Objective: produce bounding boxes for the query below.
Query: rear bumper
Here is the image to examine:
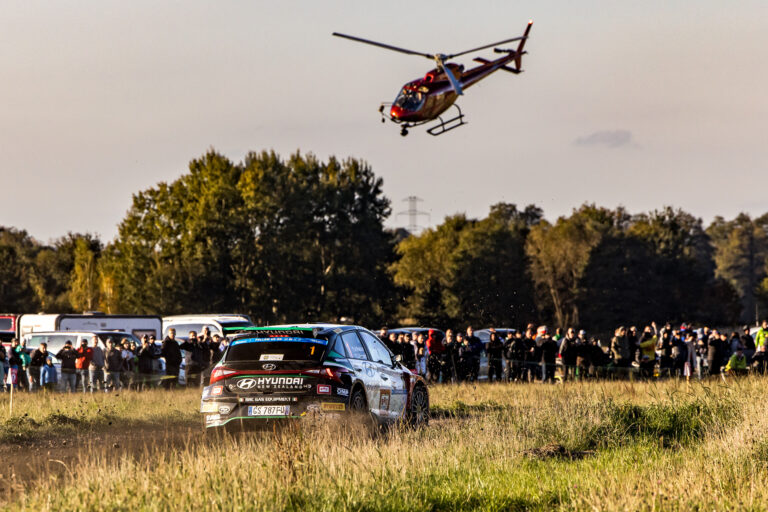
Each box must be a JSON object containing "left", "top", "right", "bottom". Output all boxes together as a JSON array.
[{"left": 200, "top": 395, "right": 349, "bottom": 428}]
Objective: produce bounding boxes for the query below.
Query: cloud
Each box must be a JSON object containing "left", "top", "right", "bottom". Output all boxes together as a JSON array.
[{"left": 575, "top": 130, "right": 634, "bottom": 148}]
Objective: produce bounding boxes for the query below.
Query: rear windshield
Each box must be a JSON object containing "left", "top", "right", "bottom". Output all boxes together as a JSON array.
[{"left": 225, "top": 336, "right": 327, "bottom": 362}]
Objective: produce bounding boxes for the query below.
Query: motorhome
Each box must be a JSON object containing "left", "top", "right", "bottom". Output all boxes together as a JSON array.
[{"left": 17, "top": 313, "right": 162, "bottom": 339}]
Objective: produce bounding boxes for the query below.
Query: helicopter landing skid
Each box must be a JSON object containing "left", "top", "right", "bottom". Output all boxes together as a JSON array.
[{"left": 426, "top": 104, "right": 467, "bottom": 136}]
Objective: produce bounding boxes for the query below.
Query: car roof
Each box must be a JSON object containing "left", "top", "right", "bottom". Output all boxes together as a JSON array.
[{"left": 163, "top": 314, "right": 251, "bottom": 322}]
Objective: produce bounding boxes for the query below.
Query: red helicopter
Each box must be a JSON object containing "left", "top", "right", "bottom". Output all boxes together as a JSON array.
[{"left": 333, "top": 20, "right": 532, "bottom": 136}]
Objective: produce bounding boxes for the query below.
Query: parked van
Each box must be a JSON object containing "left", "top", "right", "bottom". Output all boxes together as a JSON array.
[
  {"left": 18, "top": 313, "right": 162, "bottom": 339},
  {"left": 0, "top": 314, "right": 16, "bottom": 342},
  {"left": 161, "top": 314, "right": 254, "bottom": 340}
]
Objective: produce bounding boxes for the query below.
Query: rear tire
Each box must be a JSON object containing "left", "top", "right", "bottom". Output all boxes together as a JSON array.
[{"left": 408, "top": 385, "right": 429, "bottom": 428}]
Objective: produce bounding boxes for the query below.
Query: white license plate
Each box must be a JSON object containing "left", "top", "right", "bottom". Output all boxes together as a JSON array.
[{"left": 247, "top": 405, "right": 290, "bottom": 416}]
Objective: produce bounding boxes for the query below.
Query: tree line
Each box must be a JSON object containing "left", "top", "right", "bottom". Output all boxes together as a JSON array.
[{"left": 1, "top": 148, "right": 767, "bottom": 330}]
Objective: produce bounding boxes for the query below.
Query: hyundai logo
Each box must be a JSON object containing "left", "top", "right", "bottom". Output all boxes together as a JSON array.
[
  {"left": 236, "top": 378, "right": 257, "bottom": 390},
  {"left": 262, "top": 363, "right": 277, "bottom": 371}
]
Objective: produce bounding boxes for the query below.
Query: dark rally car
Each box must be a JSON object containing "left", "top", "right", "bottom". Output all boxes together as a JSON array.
[{"left": 200, "top": 324, "right": 429, "bottom": 429}]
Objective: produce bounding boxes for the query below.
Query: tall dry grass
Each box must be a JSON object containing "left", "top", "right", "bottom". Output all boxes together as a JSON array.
[{"left": 4, "top": 378, "right": 768, "bottom": 511}]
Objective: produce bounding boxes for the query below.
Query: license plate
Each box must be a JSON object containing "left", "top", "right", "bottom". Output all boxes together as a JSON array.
[{"left": 247, "top": 405, "right": 290, "bottom": 416}]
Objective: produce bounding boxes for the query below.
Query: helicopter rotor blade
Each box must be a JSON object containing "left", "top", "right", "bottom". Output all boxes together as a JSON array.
[
  {"left": 445, "top": 35, "right": 526, "bottom": 59},
  {"left": 332, "top": 32, "right": 433, "bottom": 59}
]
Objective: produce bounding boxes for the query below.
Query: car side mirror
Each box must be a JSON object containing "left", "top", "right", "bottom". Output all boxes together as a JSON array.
[{"left": 395, "top": 354, "right": 402, "bottom": 362}]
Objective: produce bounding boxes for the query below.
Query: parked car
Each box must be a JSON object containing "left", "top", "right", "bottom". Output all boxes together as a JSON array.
[{"left": 162, "top": 314, "right": 254, "bottom": 340}]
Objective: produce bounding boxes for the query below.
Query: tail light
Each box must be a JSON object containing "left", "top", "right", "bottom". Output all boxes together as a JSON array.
[
  {"left": 303, "top": 367, "right": 349, "bottom": 384},
  {"left": 209, "top": 366, "right": 239, "bottom": 384}
]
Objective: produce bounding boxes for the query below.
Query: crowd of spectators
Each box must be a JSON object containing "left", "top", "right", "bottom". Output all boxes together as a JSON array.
[
  {"left": 379, "top": 319, "right": 768, "bottom": 383},
  {"left": 0, "top": 327, "right": 228, "bottom": 392}
]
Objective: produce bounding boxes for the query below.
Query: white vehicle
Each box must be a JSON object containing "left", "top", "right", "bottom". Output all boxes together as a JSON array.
[
  {"left": 162, "top": 314, "right": 254, "bottom": 340},
  {"left": 18, "top": 313, "right": 162, "bottom": 340}
]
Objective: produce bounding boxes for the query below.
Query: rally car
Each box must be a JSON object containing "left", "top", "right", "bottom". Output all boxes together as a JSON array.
[{"left": 200, "top": 324, "right": 429, "bottom": 429}]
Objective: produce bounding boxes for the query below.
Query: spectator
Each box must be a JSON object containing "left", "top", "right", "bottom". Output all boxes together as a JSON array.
[
  {"left": 637, "top": 327, "right": 657, "bottom": 379},
  {"left": 657, "top": 330, "right": 674, "bottom": 376},
  {"left": 398, "top": 333, "right": 418, "bottom": 372},
  {"left": 120, "top": 339, "right": 136, "bottom": 389},
  {"left": 0, "top": 343, "right": 6, "bottom": 391},
  {"left": 40, "top": 356, "right": 58, "bottom": 391},
  {"left": 610, "top": 326, "right": 631, "bottom": 368},
  {"left": 180, "top": 331, "right": 208, "bottom": 387},
  {"left": 104, "top": 339, "right": 124, "bottom": 391},
  {"left": 29, "top": 342, "right": 49, "bottom": 391},
  {"left": 442, "top": 330, "right": 459, "bottom": 383},
  {"left": 426, "top": 329, "right": 446, "bottom": 383},
  {"left": 16, "top": 339, "right": 31, "bottom": 391},
  {"left": 708, "top": 331, "right": 727, "bottom": 376},
  {"left": 536, "top": 326, "right": 558, "bottom": 383},
  {"left": 575, "top": 330, "right": 590, "bottom": 379},
  {"left": 485, "top": 331, "right": 504, "bottom": 382},
  {"left": 740, "top": 326, "right": 756, "bottom": 363},
  {"left": 725, "top": 347, "right": 748, "bottom": 375},
  {"left": 7, "top": 339, "right": 23, "bottom": 390},
  {"left": 456, "top": 333, "right": 470, "bottom": 381},
  {"left": 56, "top": 340, "right": 79, "bottom": 393},
  {"left": 160, "top": 328, "right": 183, "bottom": 388},
  {"left": 504, "top": 331, "right": 524, "bottom": 382},
  {"left": 89, "top": 336, "right": 106, "bottom": 392},
  {"left": 138, "top": 336, "right": 157, "bottom": 389},
  {"left": 414, "top": 333, "right": 428, "bottom": 377},
  {"left": 558, "top": 328, "right": 578, "bottom": 382},
  {"left": 465, "top": 326, "right": 484, "bottom": 382},
  {"left": 75, "top": 339, "right": 93, "bottom": 392}
]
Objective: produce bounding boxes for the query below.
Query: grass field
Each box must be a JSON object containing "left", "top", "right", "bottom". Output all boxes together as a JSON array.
[{"left": 1, "top": 378, "right": 766, "bottom": 511}]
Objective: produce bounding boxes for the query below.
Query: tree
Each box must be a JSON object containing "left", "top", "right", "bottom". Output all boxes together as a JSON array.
[
  {"left": 69, "top": 237, "right": 100, "bottom": 312},
  {"left": 707, "top": 213, "right": 768, "bottom": 324},
  {"left": 107, "top": 149, "right": 396, "bottom": 324},
  {"left": 392, "top": 203, "right": 539, "bottom": 327},
  {"left": 525, "top": 205, "right": 626, "bottom": 328}
]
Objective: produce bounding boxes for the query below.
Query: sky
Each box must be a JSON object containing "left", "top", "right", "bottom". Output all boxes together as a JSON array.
[{"left": 1, "top": 1, "right": 766, "bottom": 243}]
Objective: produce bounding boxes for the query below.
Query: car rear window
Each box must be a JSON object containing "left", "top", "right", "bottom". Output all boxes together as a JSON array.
[
  {"left": 225, "top": 336, "right": 327, "bottom": 362},
  {"left": 0, "top": 318, "right": 13, "bottom": 331}
]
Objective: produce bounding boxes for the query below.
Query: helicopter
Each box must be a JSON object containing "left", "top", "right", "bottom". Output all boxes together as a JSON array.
[{"left": 333, "top": 20, "right": 532, "bottom": 136}]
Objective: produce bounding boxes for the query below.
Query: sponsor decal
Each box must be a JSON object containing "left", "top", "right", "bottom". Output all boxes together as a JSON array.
[
  {"left": 235, "top": 376, "right": 309, "bottom": 391},
  {"left": 306, "top": 403, "right": 321, "bottom": 412},
  {"left": 321, "top": 402, "right": 345, "bottom": 412},
  {"left": 379, "top": 389, "right": 391, "bottom": 411},
  {"left": 211, "top": 385, "right": 223, "bottom": 396},
  {"left": 259, "top": 354, "right": 283, "bottom": 361},
  {"left": 261, "top": 363, "right": 277, "bottom": 371},
  {"left": 201, "top": 387, "right": 211, "bottom": 398},
  {"left": 200, "top": 402, "right": 218, "bottom": 413},
  {"left": 391, "top": 389, "right": 408, "bottom": 395},
  {"left": 336, "top": 387, "right": 349, "bottom": 397},
  {"left": 241, "top": 396, "right": 298, "bottom": 403},
  {"left": 205, "top": 413, "right": 221, "bottom": 424},
  {"left": 317, "top": 384, "right": 331, "bottom": 395},
  {"left": 218, "top": 405, "right": 233, "bottom": 415}
]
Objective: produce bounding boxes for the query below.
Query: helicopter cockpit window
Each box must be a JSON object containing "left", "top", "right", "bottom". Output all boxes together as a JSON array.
[{"left": 394, "top": 88, "right": 424, "bottom": 111}]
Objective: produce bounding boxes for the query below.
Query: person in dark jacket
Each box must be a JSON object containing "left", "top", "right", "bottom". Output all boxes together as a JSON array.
[
  {"left": 707, "top": 331, "right": 727, "bottom": 376},
  {"left": 29, "top": 342, "right": 49, "bottom": 392},
  {"left": 426, "top": 329, "right": 446, "bottom": 383},
  {"left": 180, "top": 331, "right": 210, "bottom": 387},
  {"left": 104, "top": 339, "right": 124, "bottom": 391},
  {"left": 503, "top": 331, "right": 524, "bottom": 382},
  {"left": 558, "top": 328, "right": 578, "bottom": 382},
  {"left": 465, "top": 326, "right": 484, "bottom": 382},
  {"left": 138, "top": 336, "right": 158, "bottom": 389},
  {"left": 160, "top": 328, "right": 183, "bottom": 388},
  {"left": 55, "top": 340, "right": 79, "bottom": 392},
  {"left": 657, "top": 331, "right": 674, "bottom": 375},
  {"left": 486, "top": 331, "right": 504, "bottom": 382},
  {"left": 536, "top": 326, "right": 558, "bottom": 383},
  {"left": 7, "top": 339, "right": 24, "bottom": 390}
]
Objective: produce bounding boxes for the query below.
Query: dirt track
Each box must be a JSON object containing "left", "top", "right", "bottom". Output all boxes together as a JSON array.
[{"left": 0, "top": 421, "right": 203, "bottom": 502}]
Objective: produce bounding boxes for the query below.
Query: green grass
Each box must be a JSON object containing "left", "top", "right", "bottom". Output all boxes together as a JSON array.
[{"left": 2, "top": 379, "right": 767, "bottom": 511}]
